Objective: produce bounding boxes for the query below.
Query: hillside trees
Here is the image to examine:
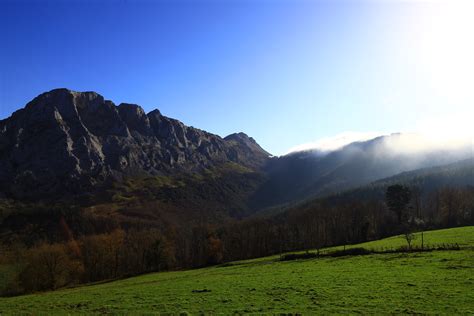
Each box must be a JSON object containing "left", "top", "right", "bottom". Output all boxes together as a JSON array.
[
  {"left": 385, "top": 184, "right": 412, "bottom": 224},
  {"left": 5, "top": 228, "right": 177, "bottom": 294},
  {"left": 18, "top": 242, "right": 83, "bottom": 292},
  {"left": 121, "top": 229, "right": 175, "bottom": 274},
  {"left": 81, "top": 230, "right": 125, "bottom": 281},
  {"left": 2, "top": 184, "right": 473, "bottom": 296}
]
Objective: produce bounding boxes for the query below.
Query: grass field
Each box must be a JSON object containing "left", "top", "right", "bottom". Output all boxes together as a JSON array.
[{"left": 0, "top": 226, "right": 473, "bottom": 314}]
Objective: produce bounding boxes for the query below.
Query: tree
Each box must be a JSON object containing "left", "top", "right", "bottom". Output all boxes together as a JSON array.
[
  {"left": 385, "top": 184, "right": 412, "bottom": 223},
  {"left": 80, "top": 230, "right": 124, "bottom": 281},
  {"left": 143, "top": 233, "right": 175, "bottom": 272},
  {"left": 121, "top": 229, "right": 175, "bottom": 274},
  {"left": 439, "top": 188, "right": 461, "bottom": 227},
  {"left": 18, "top": 242, "right": 82, "bottom": 292},
  {"left": 404, "top": 232, "right": 416, "bottom": 251},
  {"left": 207, "top": 235, "right": 223, "bottom": 265},
  {"left": 385, "top": 184, "right": 421, "bottom": 250}
]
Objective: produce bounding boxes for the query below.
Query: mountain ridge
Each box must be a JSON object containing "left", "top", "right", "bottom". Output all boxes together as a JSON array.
[
  {"left": 1, "top": 89, "right": 472, "bottom": 255},
  {"left": 0, "top": 89, "right": 270, "bottom": 199},
  {"left": 1, "top": 88, "right": 471, "bottom": 210},
  {"left": 250, "top": 133, "right": 472, "bottom": 210}
]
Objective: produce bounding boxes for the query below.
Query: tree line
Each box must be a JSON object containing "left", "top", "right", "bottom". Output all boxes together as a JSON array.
[{"left": 2, "top": 229, "right": 175, "bottom": 294}]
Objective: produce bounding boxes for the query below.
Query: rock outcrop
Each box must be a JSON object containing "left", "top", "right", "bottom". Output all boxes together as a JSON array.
[{"left": 0, "top": 89, "right": 270, "bottom": 198}]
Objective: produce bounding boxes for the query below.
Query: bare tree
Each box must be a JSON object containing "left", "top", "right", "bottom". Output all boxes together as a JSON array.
[{"left": 404, "top": 231, "right": 416, "bottom": 251}]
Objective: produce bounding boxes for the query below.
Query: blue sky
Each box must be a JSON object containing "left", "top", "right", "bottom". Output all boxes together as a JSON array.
[{"left": 1, "top": 0, "right": 472, "bottom": 155}]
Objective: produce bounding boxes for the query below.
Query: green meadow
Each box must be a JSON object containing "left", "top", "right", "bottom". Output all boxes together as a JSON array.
[{"left": 1, "top": 226, "right": 473, "bottom": 315}]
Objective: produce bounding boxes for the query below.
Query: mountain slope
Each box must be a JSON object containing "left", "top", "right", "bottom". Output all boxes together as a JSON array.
[
  {"left": 0, "top": 88, "right": 471, "bottom": 219},
  {"left": 0, "top": 89, "right": 269, "bottom": 199},
  {"left": 320, "top": 157, "right": 474, "bottom": 204},
  {"left": 250, "top": 134, "right": 472, "bottom": 210}
]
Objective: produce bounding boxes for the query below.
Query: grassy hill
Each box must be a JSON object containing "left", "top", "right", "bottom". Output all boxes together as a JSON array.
[{"left": 0, "top": 226, "right": 473, "bottom": 314}]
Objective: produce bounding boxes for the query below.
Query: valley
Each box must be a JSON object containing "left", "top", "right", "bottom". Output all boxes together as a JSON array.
[
  {"left": 0, "top": 90, "right": 472, "bottom": 312},
  {"left": 1, "top": 227, "right": 472, "bottom": 314},
  {"left": 2, "top": 1, "right": 473, "bottom": 314}
]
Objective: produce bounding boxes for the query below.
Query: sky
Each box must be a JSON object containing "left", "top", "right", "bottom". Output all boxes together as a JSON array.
[{"left": 1, "top": 0, "right": 473, "bottom": 156}]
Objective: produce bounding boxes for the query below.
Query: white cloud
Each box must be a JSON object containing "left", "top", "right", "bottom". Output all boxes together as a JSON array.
[
  {"left": 285, "top": 112, "right": 473, "bottom": 157},
  {"left": 285, "top": 131, "right": 383, "bottom": 155}
]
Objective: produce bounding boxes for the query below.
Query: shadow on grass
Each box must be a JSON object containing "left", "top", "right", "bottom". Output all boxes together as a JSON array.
[{"left": 281, "top": 243, "right": 461, "bottom": 261}]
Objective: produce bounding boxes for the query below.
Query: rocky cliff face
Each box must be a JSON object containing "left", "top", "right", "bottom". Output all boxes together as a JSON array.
[{"left": 0, "top": 89, "right": 270, "bottom": 198}]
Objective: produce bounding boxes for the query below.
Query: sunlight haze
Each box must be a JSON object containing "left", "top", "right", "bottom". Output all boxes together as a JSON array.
[{"left": 0, "top": 0, "right": 472, "bottom": 155}]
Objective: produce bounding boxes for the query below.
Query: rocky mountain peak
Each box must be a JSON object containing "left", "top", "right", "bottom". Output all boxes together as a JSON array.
[
  {"left": 225, "top": 132, "right": 253, "bottom": 142},
  {"left": 117, "top": 103, "right": 151, "bottom": 135},
  {"left": 225, "top": 132, "right": 270, "bottom": 158},
  {"left": 27, "top": 88, "right": 104, "bottom": 111},
  {"left": 0, "top": 89, "right": 270, "bottom": 199}
]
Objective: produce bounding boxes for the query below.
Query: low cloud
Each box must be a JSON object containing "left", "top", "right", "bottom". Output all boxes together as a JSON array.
[
  {"left": 285, "top": 131, "right": 383, "bottom": 155},
  {"left": 285, "top": 114, "right": 473, "bottom": 157}
]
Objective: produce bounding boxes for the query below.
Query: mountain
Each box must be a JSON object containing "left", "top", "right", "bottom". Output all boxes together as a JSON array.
[
  {"left": 1, "top": 88, "right": 473, "bottom": 274},
  {"left": 0, "top": 88, "right": 471, "bottom": 216},
  {"left": 250, "top": 134, "right": 472, "bottom": 210},
  {"left": 0, "top": 89, "right": 270, "bottom": 200},
  {"left": 258, "top": 157, "right": 474, "bottom": 230},
  {"left": 318, "top": 157, "right": 474, "bottom": 206}
]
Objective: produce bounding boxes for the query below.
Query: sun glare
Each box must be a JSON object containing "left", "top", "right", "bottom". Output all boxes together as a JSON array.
[{"left": 413, "top": 0, "right": 474, "bottom": 107}]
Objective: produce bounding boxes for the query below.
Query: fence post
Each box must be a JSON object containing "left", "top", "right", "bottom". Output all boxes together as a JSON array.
[{"left": 421, "top": 231, "right": 424, "bottom": 251}]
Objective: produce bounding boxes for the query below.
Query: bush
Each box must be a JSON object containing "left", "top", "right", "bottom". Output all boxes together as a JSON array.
[
  {"left": 329, "top": 247, "right": 372, "bottom": 257},
  {"left": 281, "top": 252, "right": 318, "bottom": 261}
]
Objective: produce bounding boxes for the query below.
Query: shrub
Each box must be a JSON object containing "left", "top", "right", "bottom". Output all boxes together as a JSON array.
[
  {"left": 329, "top": 247, "right": 372, "bottom": 257},
  {"left": 281, "top": 252, "right": 318, "bottom": 261}
]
